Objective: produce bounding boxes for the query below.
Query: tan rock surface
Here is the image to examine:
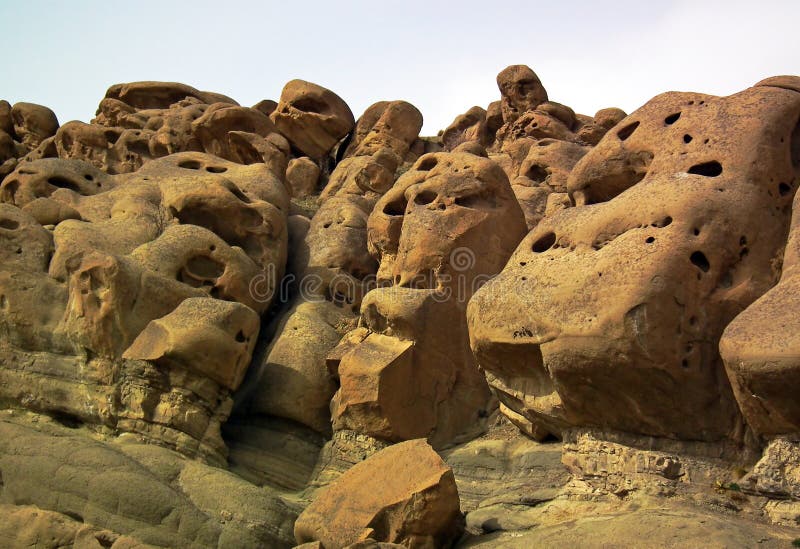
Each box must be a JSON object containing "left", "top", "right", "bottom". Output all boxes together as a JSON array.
[
  {"left": 271, "top": 79, "right": 355, "bottom": 160},
  {"left": 469, "top": 79, "right": 800, "bottom": 441}
]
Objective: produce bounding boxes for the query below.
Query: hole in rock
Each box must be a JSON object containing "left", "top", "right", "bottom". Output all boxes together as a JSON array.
[
  {"left": 739, "top": 236, "right": 747, "bottom": 246},
  {"left": 532, "top": 232, "right": 556, "bottom": 253},
  {"left": 383, "top": 198, "right": 406, "bottom": 216},
  {"left": 103, "top": 130, "right": 120, "bottom": 145},
  {"left": 206, "top": 166, "right": 227, "bottom": 173},
  {"left": 185, "top": 255, "right": 225, "bottom": 280},
  {"left": 178, "top": 159, "right": 202, "bottom": 170},
  {"left": 664, "top": 112, "right": 681, "bottom": 125},
  {"left": 47, "top": 176, "right": 82, "bottom": 193},
  {"left": 323, "top": 222, "right": 332, "bottom": 229},
  {"left": 414, "top": 190, "right": 437, "bottom": 205},
  {"left": 687, "top": 161, "right": 722, "bottom": 177},
  {"left": 681, "top": 359, "right": 689, "bottom": 368},
  {"left": 417, "top": 156, "right": 438, "bottom": 171},
  {"left": 292, "top": 97, "right": 328, "bottom": 114},
  {"left": 0, "top": 218, "right": 19, "bottom": 230},
  {"left": 63, "top": 511, "right": 84, "bottom": 523},
  {"left": 527, "top": 165, "right": 549, "bottom": 183},
  {"left": 235, "top": 330, "right": 246, "bottom": 342},
  {"left": 50, "top": 411, "right": 82, "bottom": 429},
  {"left": 84, "top": 174, "right": 93, "bottom": 181},
  {"left": 683, "top": 134, "right": 693, "bottom": 143},
  {"left": 653, "top": 216, "right": 673, "bottom": 228},
  {"left": 645, "top": 236, "right": 655, "bottom": 244},
  {"left": 693, "top": 228, "right": 700, "bottom": 236},
  {"left": 227, "top": 185, "right": 251, "bottom": 204},
  {"left": 617, "top": 121, "right": 640, "bottom": 141},
  {"left": 779, "top": 182, "right": 791, "bottom": 196},
  {"left": 1, "top": 180, "right": 19, "bottom": 202},
  {"left": 690, "top": 251, "right": 710, "bottom": 272},
  {"left": 456, "top": 192, "right": 495, "bottom": 209},
  {"left": 791, "top": 118, "right": 800, "bottom": 168}
]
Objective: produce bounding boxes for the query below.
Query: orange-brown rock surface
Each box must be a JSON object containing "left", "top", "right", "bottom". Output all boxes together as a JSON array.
[
  {"left": 294, "top": 439, "right": 463, "bottom": 548},
  {"left": 468, "top": 77, "right": 800, "bottom": 442},
  {"left": 2, "top": 70, "right": 800, "bottom": 549}
]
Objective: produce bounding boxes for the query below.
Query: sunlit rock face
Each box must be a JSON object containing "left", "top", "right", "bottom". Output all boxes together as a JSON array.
[
  {"left": 0, "top": 150, "right": 290, "bottom": 464},
  {"left": 329, "top": 151, "right": 528, "bottom": 448},
  {"left": 468, "top": 77, "right": 800, "bottom": 442}
]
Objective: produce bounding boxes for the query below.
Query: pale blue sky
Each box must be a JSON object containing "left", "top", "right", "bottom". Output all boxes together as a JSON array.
[{"left": 1, "top": 0, "right": 799, "bottom": 134}]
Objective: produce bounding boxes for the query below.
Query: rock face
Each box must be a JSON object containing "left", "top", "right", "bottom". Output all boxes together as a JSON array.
[
  {"left": 328, "top": 151, "right": 527, "bottom": 448},
  {"left": 294, "top": 439, "right": 464, "bottom": 548},
  {"left": 468, "top": 78, "right": 800, "bottom": 442},
  {"left": 4, "top": 71, "right": 800, "bottom": 549},
  {"left": 720, "top": 155, "right": 800, "bottom": 437},
  {"left": 0, "top": 150, "right": 289, "bottom": 464}
]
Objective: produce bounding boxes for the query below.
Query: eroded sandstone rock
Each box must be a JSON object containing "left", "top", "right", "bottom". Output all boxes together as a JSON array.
[
  {"left": 468, "top": 78, "right": 800, "bottom": 442},
  {"left": 294, "top": 439, "right": 464, "bottom": 548},
  {"left": 271, "top": 79, "right": 355, "bottom": 160}
]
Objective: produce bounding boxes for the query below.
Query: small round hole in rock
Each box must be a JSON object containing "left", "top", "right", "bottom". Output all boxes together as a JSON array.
[
  {"left": 664, "top": 112, "right": 681, "bottom": 125},
  {"left": 414, "top": 190, "right": 437, "bottom": 205},
  {"left": 693, "top": 228, "right": 700, "bottom": 236},
  {"left": 383, "top": 199, "right": 406, "bottom": 216},
  {"left": 687, "top": 161, "right": 722, "bottom": 177},
  {"left": 779, "top": 182, "right": 791, "bottom": 196},
  {"left": 206, "top": 166, "right": 227, "bottom": 174},
  {"left": 617, "top": 121, "right": 640, "bottom": 141},
  {"left": 417, "top": 157, "right": 438, "bottom": 171},
  {"left": 178, "top": 160, "right": 202, "bottom": 170},
  {"left": 235, "top": 330, "right": 246, "bottom": 343},
  {"left": 532, "top": 232, "right": 556, "bottom": 253},
  {"left": 645, "top": 236, "right": 655, "bottom": 244},
  {"left": 690, "top": 251, "right": 710, "bottom": 272},
  {"left": 683, "top": 134, "right": 693, "bottom": 143}
]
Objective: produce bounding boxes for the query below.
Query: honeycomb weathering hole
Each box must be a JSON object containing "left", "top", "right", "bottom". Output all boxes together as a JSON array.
[
  {"left": 687, "top": 161, "right": 723, "bottom": 177},
  {"left": 178, "top": 159, "right": 202, "bottom": 170},
  {"left": 417, "top": 157, "right": 438, "bottom": 171},
  {"left": 47, "top": 176, "right": 82, "bottom": 193},
  {"left": 532, "top": 232, "right": 556, "bottom": 253},
  {"left": 617, "top": 121, "right": 640, "bottom": 141},
  {"left": 292, "top": 97, "right": 328, "bottom": 115},
  {"left": 206, "top": 166, "right": 227, "bottom": 174},
  {"left": 383, "top": 198, "right": 406, "bottom": 216},
  {"left": 527, "top": 165, "right": 549, "bottom": 183},
  {"left": 690, "top": 251, "right": 710, "bottom": 272},
  {"left": 414, "top": 190, "right": 437, "bottom": 206},
  {"left": 664, "top": 112, "right": 681, "bottom": 125},
  {"left": 791, "top": 119, "right": 800, "bottom": 168},
  {"left": 0, "top": 219, "right": 19, "bottom": 230}
]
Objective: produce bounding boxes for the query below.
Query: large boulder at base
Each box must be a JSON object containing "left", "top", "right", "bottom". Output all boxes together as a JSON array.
[{"left": 294, "top": 439, "right": 464, "bottom": 548}]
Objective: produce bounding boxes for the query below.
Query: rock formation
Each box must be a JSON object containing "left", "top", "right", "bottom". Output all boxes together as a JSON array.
[{"left": 1, "top": 68, "right": 800, "bottom": 548}]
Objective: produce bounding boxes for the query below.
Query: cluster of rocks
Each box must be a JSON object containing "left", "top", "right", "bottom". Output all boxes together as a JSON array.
[{"left": 1, "top": 66, "right": 800, "bottom": 548}]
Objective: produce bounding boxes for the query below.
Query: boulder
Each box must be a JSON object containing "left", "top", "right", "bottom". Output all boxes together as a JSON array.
[
  {"left": 496, "top": 65, "right": 548, "bottom": 124},
  {"left": 294, "top": 439, "right": 464, "bottom": 548},
  {"left": 11, "top": 102, "right": 59, "bottom": 150},
  {"left": 271, "top": 79, "right": 355, "bottom": 160},
  {"left": 286, "top": 156, "right": 321, "bottom": 198}
]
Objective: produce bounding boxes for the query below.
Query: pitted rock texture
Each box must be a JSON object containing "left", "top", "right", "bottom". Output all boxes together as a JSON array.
[
  {"left": 468, "top": 79, "right": 800, "bottom": 442},
  {"left": 3, "top": 70, "right": 800, "bottom": 548}
]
